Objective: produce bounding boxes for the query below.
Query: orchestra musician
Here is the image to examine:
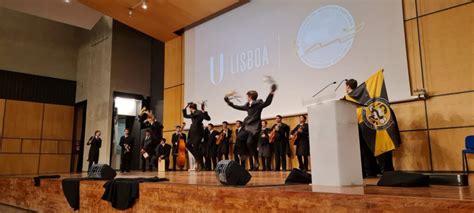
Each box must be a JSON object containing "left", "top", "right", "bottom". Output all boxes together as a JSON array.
[
  {"left": 291, "top": 115, "right": 310, "bottom": 171},
  {"left": 224, "top": 83, "right": 277, "bottom": 171},
  {"left": 258, "top": 120, "right": 272, "bottom": 171},
  {"left": 156, "top": 138, "right": 171, "bottom": 171},
  {"left": 217, "top": 121, "right": 232, "bottom": 161},
  {"left": 271, "top": 115, "right": 291, "bottom": 171},
  {"left": 182, "top": 102, "right": 211, "bottom": 171},
  {"left": 171, "top": 125, "right": 187, "bottom": 171},
  {"left": 119, "top": 128, "right": 135, "bottom": 173},
  {"left": 140, "top": 130, "right": 154, "bottom": 172},
  {"left": 206, "top": 123, "right": 219, "bottom": 170}
]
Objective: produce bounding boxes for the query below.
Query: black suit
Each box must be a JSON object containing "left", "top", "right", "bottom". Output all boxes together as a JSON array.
[
  {"left": 292, "top": 123, "right": 310, "bottom": 171},
  {"left": 217, "top": 128, "right": 232, "bottom": 160},
  {"left": 119, "top": 135, "right": 135, "bottom": 172},
  {"left": 225, "top": 93, "right": 274, "bottom": 169},
  {"left": 183, "top": 109, "right": 211, "bottom": 167},
  {"left": 141, "top": 136, "right": 154, "bottom": 171},
  {"left": 234, "top": 127, "right": 249, "bottom": 166},
  {"left": 272, "top": 123, "right": 290, "bottom": 171},
  {"left": 171, "top": 132, "right": 186, "bottom": 171},
  {"left": 157, "top": 143, "right": 171, "bottom": 171},
  {"left": 205, "top": 130, "right": 219, "bottom": 170}
]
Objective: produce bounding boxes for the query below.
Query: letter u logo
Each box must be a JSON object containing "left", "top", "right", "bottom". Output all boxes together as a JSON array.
[{"left": 209, "top": 54, "right": 224, "bottom": 85}]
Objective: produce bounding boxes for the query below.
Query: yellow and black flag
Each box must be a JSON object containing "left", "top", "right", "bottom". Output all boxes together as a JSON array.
[{"left": 344, "top": 69, "right": 401, "bottom": 156}]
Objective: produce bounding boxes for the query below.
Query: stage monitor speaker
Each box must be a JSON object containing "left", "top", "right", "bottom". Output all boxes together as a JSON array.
[
  {"left": 88, "top": 164, "right": 116, "bottom": 180},
  {"left": 215, "top": 160, "right": 251, "bottom": 186},
  {"left": 377, "top": 171, "right": 429, "bottom": 187},
  {"left": 285, "top": 168, "right": 312, "bottom": 184}
]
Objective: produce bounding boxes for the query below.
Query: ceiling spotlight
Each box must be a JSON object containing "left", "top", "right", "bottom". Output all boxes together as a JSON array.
[
  {"left": 128, "top": 9, "right": 133, "bottom": 17},
  {"left": 141, "top": 1, "right": 148, "bottom": 10},
  {"left": 63, "top": 0, "right": 72, "bottom": 4}
]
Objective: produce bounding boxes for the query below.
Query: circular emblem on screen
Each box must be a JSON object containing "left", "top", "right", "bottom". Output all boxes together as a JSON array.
[
  {"left": 296, "top": 5, "right": 357, "bottom": 69},
  {"left": 362, "top": 98, "right": 393, "bottom": 130}
]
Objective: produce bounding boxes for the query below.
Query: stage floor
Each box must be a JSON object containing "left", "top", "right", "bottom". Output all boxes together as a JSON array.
[
  {"left": 2, "top": 171, "right": 474, "bottom": 212},
  {"left": 7, "top": 170, "right": 474, "bottom": 201}
]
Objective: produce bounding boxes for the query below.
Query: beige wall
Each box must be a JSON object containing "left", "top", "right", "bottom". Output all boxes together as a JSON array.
[
  {"left": 0, "top": 7, "right": 82, "bottom": 81},
  {"left": 163, "top": 1, "right": 474, "bottom": 172}
]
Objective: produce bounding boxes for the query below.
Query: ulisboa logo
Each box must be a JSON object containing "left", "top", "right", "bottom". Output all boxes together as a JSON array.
[{"left": 209, "top": 46, "right": 270, "bottom": 85}]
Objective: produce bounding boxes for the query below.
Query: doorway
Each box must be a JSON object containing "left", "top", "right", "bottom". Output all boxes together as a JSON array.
[
  {"left": 71, "top": 100, "right": 87, "bottom": 173},
  {"left": 110, "top": 92, "right": 148, "bottom": 171}
]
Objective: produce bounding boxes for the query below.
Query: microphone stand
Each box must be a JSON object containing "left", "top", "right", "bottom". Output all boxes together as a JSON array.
[
  {"left": 334, "top": 79, "right": 347, "bottom": 91},
  {"left": 312, "top": 81, "right": 337, "bottom": 98}
]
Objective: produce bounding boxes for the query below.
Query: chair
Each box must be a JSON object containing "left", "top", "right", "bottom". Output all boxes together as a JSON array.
[{"left": 462, "top": 135, "right": 474, "bottom": 173}]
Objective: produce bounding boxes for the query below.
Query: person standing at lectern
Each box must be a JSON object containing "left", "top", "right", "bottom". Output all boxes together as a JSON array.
[
  {"left": 119, "top": 128, "right": 134, "bottom": 173},
  {"left": 224, "top": 83, "right": 277, "bottom": 171},
  {"left": 291, "top": 115, "right": 310, "bottom": 171},
  {"left": 87, "top": 130, "right": 102, "bottom": 171},
  {"left": 345, "top": 79, "right": 395, "bottom": 177}
]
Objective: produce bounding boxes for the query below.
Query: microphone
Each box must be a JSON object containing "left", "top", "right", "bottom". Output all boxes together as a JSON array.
[
  {"left": 334, "top": 79, "right": 348, "bottom": 91},
  {"left": 312, "top": 81, "right": 337, "bottom": 98}
]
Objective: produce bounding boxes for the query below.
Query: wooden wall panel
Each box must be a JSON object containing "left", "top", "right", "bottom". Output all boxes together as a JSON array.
[
  {"left": 404, "top": 19, "right": 423, "bottom": 93},
  {"left": 38, "top": 154, "right": 71, "bottom": 174},
  {"left": 417, "top": 0, "right": 471, "bottom": 15},
  {"left": 391, "top": 100, "right": 427, "bottom": 131},
  {"left": 0, "top": 154, "right": 39, "bottom": 175},
  {"left": 403, "top": 0, "right": 417, "bottom": 20},
  {"left": 0, "top": 99, "right": 4, "bottom": 137},
  {"left": 22, "top": 139, "right": 41, "bottom": 153},
  {"left": 163, "top": 86, "right": 183, "bottom": 132},
  {"left": 0, "top": 139, "right": 21, "bottom": 153},
  {"left": 3, "top": 100, "right": 43, "bottom": 139},
  {"left": 420, "top": 4, "right": 474, "bottom": 95},
  {"left": 164, "top": 37, "right": 183, "bottom": 88},
  {"left": 42, "top": 104, "right": 74, "bottom": 140},
  {"left": 430, "top": 127, "right": 474, "bottom": 171},
  {"left": 41, "top": 140, "right": 58, "bottom": 154},
  {"left": 426, "top": 92, "right": 474, "bottom": 129},
  {"left": 58, "top": 141, "right": 72, "bottom": 154},
  {"left": 393, "top": 131, "right": 431, "bottom": 171}
]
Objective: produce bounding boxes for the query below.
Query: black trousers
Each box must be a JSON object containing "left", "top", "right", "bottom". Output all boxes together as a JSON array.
[
  {"left": 172, "top": 155, "right": 177, "bottom": 171},
  {"left": 246, "top": 133, "right": 259, "bottom": 169},
  {"left": 261, "top": 157, "right": 271, "bottom": 171},
  {"left": 297, "top": 155, "right": 309, "bottom": 171},
  {"left": 218, "top": 153, "right": 229, "bottom": 161},
  {"left": 141, "top": 156, "right": 153, "bottom": 172},
  {"left": 233, "top": 147, "right": 240, "bottom": 163},
  {"left": 274, "top": 142, "right": 287, "bottom": 171},
  {"left": 120, "top": 152, "right": 132, "bottom": 172}
]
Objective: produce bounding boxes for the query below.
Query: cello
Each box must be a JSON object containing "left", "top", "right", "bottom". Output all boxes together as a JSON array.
[{"left": 177, "top": 135, "right": 186, "bottom": 169}]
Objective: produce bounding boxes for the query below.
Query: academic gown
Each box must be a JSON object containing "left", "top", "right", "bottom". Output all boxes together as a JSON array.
[
  {"left": 183, "top": 109, "right": 211, "bottom": 146},
  {"left": 87, "top": 136, "right": 102, "bottom": 162},
  {"left": 258, "top": 128, "right": 272, "bottom": 158},
  {"left": 272, "top": 123, "right": 291, "bottom": 156},
  {"left": 207, "top": 130, "right": 219, "bottom": 158},
  {"left": 235, "top": 127, "right": 249, "bottom": 156}
]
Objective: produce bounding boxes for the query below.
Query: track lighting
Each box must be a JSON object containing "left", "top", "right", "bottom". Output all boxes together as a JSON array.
[
  {"left": 128, "top": 0, "right": 148, "bottom": 17},
  {"left": 141, "top": 1, "right": 148, "bottom": 10}
]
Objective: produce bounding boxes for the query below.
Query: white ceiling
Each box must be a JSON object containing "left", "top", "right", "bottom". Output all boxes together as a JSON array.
[{"left": 0, "top": 0, "right": 102, "bottom": 30}]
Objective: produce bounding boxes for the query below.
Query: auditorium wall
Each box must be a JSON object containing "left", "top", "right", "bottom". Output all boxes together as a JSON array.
[
  {"left": 163, "top": 0, "right": 474, "bottom": 172},
  {"left": 0, "top": 7, "right": 83, "bottom": 81},
  {"left": 0, "top": 99, "right": 74, "bottom": 175}
]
